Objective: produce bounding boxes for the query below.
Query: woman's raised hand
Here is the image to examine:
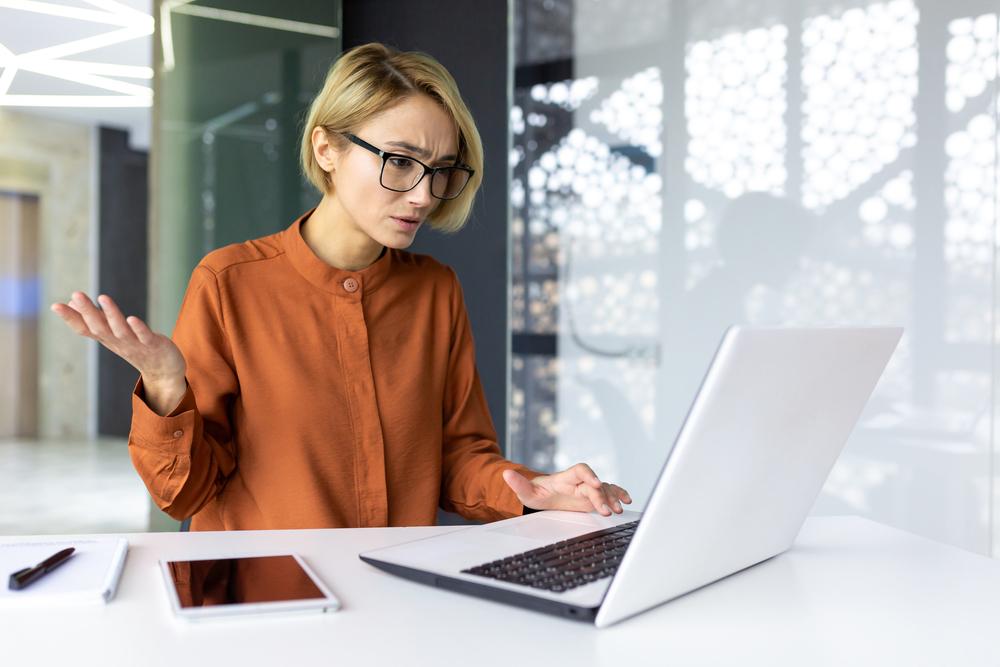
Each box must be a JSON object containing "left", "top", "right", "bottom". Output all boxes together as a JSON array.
[{"left": 51, "top": 292, "right": 188, "bottom": 415}]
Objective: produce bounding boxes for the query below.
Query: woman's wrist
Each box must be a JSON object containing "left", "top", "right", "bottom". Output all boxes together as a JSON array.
[{"left": 141, "top": 372, "right": 187, "bottom": 416}]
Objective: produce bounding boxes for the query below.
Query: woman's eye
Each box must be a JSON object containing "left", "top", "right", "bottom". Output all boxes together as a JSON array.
[{"left": 388, "top": 157, "right": 413, "bottom": 169}]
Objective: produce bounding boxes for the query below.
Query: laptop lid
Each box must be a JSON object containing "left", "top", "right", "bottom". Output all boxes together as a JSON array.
[{"left": 594, "top": 326, "right": 902, "bottom": 627}]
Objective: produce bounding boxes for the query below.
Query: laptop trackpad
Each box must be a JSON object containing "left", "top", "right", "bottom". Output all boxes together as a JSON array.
[{"left": 486, "top": 517, "right": 591, "bottom": 542}]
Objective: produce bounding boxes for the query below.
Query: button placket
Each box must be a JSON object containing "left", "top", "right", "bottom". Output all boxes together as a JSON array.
[{"left": 334, "top": 293, "right": 388, "bottom": 527}]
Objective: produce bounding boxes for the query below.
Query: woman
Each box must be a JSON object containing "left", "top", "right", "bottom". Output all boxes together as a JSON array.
[{"left": 51, "top": 43, "right": 632, "bottom": 531}]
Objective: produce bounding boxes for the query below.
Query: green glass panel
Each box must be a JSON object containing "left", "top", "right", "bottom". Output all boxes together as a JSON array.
[
  {"left": 148, "top": 1, "right": 340, "bottom": 530},
  {"left": 152, "top": 0, "right": 341, "bottom": 333}
]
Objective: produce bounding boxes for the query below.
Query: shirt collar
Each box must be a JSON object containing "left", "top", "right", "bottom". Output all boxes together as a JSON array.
[{"left": 282, "top": 208, "right": 393, "bottom": 297}]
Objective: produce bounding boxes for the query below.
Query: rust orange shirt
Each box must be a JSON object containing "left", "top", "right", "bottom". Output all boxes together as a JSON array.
[{"left": 128, "top": 211, "right": 541, "bottom": 530}]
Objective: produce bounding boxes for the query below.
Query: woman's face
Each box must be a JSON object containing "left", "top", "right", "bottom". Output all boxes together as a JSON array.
[{"left": 326, "top": 94, "right": 460, "bottom": 249}]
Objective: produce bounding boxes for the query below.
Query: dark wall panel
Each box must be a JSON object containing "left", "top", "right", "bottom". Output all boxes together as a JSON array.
[
  {"left": 343, "top": 0, "right": 512, "bottom": 453},
  {"left": 98, "top": 127, "right": 148, "bottom": 436}
]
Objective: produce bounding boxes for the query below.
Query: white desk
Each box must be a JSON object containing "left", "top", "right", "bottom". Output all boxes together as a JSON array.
[{"left": 3, "top": 516, "right": 998, "bottom": 666}]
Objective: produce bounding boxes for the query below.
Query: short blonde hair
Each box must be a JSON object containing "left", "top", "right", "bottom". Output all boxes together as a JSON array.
[{"left": 300, "top": 43, "right": 484, "bottom": 233}]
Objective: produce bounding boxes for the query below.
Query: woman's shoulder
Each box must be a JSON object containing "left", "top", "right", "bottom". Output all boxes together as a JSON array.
[
  {"left": 390, "top": 249, "right": 457, "bottom": 284},
  {"left": 196, "top": 231, "right": 285, "bottom": 276}
]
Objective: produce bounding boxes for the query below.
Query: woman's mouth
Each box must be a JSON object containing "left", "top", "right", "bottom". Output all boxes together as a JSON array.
[{"left": 392, "top": 216, "right": 421, "bottom": 231}]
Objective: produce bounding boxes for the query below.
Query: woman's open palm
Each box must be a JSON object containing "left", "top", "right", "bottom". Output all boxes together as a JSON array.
[{"left": 50, "top": 291, "right": 186, "bottom": 382}]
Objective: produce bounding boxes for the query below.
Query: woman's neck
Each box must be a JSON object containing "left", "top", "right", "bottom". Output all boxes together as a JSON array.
[{"left": 302, "top": 194, "right": 385, "bottom": 271}]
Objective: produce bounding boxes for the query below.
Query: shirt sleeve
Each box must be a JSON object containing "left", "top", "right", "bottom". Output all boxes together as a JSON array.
[
  {"left": 127, "top": 265, "right": 238, "bottom": 520},
  {"left": 439, "top": 267, "right": 543, "bottom": 522}
]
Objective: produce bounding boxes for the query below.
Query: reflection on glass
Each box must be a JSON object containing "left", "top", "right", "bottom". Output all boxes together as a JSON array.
[{"left": 511, "top": 0, "right": 999, "bottom": 556}]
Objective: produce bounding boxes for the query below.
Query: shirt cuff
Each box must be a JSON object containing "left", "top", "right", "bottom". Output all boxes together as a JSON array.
[{"left": 129, "top": 377, "right": 198, "bottom": 448}]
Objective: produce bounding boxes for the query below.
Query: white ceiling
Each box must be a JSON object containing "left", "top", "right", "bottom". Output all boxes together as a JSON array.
[{"left": 0, "top": 0, "right": 153, "bottom": 149}]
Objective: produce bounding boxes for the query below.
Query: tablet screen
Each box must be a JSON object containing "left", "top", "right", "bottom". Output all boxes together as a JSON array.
[{"left": 163, "top": 555, "right": 328, "bottom": 608}]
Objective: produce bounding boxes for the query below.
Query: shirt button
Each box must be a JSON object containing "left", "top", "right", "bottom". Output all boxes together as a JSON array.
[
  {"left": 173, "top": 429, "right": 184, "bottom": 438},
  {"left": 343, "top": 278, "right": 359, "bottom": 293}
]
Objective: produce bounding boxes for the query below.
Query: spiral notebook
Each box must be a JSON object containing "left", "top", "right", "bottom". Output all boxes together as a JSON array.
[{"left": 0, "top": 537, "right": 129, "bottom": 606}]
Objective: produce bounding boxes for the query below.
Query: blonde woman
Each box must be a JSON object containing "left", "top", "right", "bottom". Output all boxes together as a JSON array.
[{"left": 51, "top": 43, "right": 632, "bottom": 531}]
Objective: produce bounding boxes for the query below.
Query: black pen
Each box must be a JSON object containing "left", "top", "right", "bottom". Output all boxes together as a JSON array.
[{"left": 8, "top": 547, "right": 76, "bottom": 591}]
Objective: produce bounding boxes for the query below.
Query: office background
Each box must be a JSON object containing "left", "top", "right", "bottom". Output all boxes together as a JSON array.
[{"left": 0, "top": 0, "right": 998, "bottom": 557}]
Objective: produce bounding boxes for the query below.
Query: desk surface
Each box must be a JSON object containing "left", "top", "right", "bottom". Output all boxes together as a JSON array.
[{"left": 2, "top": 516, "right": 998, "bottom": 666}]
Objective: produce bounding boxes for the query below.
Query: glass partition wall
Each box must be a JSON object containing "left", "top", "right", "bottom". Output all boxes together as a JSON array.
[
  {"left": 151, "top": 0, "right": 341, "bottom": 334},
  {"left": 510, "top": 0, "right": 1000, "bottom": 556},
  {"left": 150, "top": 0, "right": 340, "bottom": 528}
]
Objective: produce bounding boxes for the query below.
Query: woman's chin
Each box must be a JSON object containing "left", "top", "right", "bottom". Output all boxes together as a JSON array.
[{"left": 378, "top": 228, "right": 420, "bottom": 250}]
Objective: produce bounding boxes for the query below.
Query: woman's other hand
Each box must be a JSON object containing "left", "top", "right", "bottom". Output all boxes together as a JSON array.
[
  {"left": 502, "top": 463, "right": 632, "bottom": 516},
  {"left": 51, "top": 291, "right": 187, "bottom": 415}
]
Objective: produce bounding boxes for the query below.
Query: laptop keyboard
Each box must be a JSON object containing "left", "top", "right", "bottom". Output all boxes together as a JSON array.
[{"left": 461, "top": 520, "right": 639, "bottom": 593}]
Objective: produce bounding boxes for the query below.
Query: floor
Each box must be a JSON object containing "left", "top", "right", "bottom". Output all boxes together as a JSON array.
[{"left": 0, "top": 437, "right": 150, "bottom": 536}]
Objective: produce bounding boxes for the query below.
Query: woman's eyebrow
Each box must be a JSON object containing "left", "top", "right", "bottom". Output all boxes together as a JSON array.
[{"left": 385, "top": 140, "right": 457, "bottom": 164}]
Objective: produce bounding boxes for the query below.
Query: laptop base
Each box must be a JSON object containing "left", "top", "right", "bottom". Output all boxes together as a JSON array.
[{"left": 360, "top": 555, "right": 600, "bottom": 622}]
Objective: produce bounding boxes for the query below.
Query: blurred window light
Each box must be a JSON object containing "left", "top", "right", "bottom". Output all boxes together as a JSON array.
[
  {"left": 943, "top": 112, "right": 998, "bottom": 342},
  {"left": 590, "top": 67, "right": 663, "bottom": 157},
  {"left": 685, "top": 25, "right": 788, "bottom": 199},
  {"left": 945, "top": 13, "right": 998, "bottom": 112},
  {"left": 0, "top": 275, "right": 40, "bottom": 317},
  {"left": 801, "top": 0, "right": 918, "bottom": 210}
]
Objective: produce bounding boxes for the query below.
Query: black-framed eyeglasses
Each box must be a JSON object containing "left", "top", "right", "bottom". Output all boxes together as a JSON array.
[{"left": 343, "top": 133, "right": 474, "bottom": 200}]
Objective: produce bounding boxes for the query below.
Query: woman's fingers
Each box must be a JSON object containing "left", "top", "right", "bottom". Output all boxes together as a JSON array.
[
  {"left": 50, "top": 302, "right": 96, "bottom": 338},
  {"left": 610, "top": 484, "right": 632, "bottom": 505},
  {"left": 53, "top": 292, "right": 150, "bottom": 350},
  {"left": 573, "top": 462, "right": 603, "bottom": 489},
  {"left": 605, "top": 483, "right": 632, "bottom": 511},
  {"left": 125, "top": 315, "right": 156, "bottom": 346},
  {"left": 97, "top": 294, "right": 137, "bottom": 343},
  {"left": 66, "top": 292, "right": 112, "bottom": 340},
  {"left": 580, "top": 482, "right": 612, "bottom": 516},
  {"left": 602, "top": 483, "right": 623, "bottom": 513}
]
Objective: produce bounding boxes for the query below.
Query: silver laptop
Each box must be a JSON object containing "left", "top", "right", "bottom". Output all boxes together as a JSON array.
[{"left": 360, "top": 326, "right": 902, "bottom": 628}]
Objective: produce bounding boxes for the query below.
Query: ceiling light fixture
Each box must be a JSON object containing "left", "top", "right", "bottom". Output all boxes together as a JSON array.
[
  {"left": 0, "top": 0, "right": 341, "bottom": 106},
  {"left": 159, "top": 0, "right": 339, "bottom": 73},
  {"left": 0, "top": 0, "right": 153, "bottom": 108}
]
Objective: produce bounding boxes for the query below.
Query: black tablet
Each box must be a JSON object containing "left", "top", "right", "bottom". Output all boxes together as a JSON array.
[{"left": 159, "top": 554, "right": 340, "bottom": 621}]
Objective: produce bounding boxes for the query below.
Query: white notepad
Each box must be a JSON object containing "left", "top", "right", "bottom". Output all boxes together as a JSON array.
[{"left": 0, "top": 537, "right": 128, "bottom": 606}]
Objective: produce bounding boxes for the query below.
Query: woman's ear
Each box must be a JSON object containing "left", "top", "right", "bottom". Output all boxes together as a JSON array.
[{"left": 312, "top": 127, "right": 340, "bottom": 176}]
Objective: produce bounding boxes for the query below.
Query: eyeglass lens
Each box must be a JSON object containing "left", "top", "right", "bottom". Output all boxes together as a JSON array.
[{"left": 381, "top": 157, "right": 470, "bottom": 199}]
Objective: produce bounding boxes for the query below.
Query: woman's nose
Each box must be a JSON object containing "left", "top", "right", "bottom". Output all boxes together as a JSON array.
[{"left": 407, "top": 173, "right": 435, "bottom": 207}]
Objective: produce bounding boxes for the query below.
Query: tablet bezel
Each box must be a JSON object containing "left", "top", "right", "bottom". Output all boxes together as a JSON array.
[{"left": 158, "top": 553, "right": 341, "bottom": 621}]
